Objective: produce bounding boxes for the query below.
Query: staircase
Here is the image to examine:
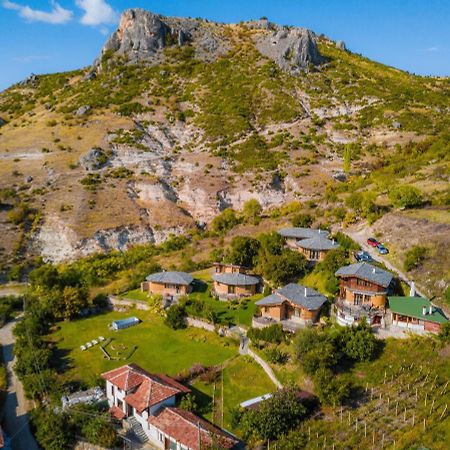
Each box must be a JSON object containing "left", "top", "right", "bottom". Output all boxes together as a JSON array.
[{"left": 125, "top": 416, "right": 149, "bottom": 444}]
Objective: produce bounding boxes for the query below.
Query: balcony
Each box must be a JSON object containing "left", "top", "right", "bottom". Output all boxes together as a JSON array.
[{"left": 335, "top": 299, "right": 384, "bottom": 320}]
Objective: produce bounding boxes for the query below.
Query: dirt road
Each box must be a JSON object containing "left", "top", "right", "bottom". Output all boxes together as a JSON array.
[{"left": 0, "top": 318, "right": 39, "bottom": 450}]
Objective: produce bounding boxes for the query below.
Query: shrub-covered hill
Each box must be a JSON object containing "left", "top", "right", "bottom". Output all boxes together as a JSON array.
[{"left": 0, "top": 9, "right": 448, "bottom": 295}]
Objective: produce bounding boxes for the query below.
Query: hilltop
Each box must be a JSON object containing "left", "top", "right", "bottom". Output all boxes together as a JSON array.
[{"left": 0, "top": 8, "right": 449, "bottom": 299}]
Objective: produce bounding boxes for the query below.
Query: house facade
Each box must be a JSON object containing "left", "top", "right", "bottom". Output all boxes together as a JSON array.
[
  {"left": 254, "top": 283, "right": 327, "bottom": 329},
  {"left": 102, "top": 364, "right": 237, "bottom": 450},
  {"left": 212, "top": 272, "right": 260, "bottom": 300},
  {"left": 141, "top": 271, "right": 194, "bottom": 297},
  {"left": 389, "top": 296, "right": 448, "bottom": 334},
  {"left": 335, "top": 262, "right": 393, "bottom": 326}
]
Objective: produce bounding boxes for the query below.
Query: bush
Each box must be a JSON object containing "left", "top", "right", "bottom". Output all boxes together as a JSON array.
[
  {"left": 404, "top": 246, "right": 427, "bottom": 272},
  {"left": 247, "top": 324, "right": 284, "bottom": 344},
  {"left": 211, "top": 208, "right": 239, "bottom": 234},
  {"left": 388, "top": 185, "right": 423, "bottom": 208},
  {"left": 165, "top": 305, "right": 187, "bottom": 329},
  {"left": 292, "top": 213, "right": 313, "bottom": 228},
  {"left": 242, "top": 199, "right": 262, "bottom": 224},
  {"left": 264, "top": 347, "right": 289, "bottom": 365}
]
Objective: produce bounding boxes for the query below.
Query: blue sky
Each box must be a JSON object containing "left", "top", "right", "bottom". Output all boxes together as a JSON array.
[{"left": 1, "top": 0, "right": 449, "bottom": 91}]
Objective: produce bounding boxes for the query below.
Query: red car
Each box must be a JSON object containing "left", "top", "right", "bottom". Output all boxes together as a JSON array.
[{"left": 367, "top": 237, "right": 379, "bottom": 247}]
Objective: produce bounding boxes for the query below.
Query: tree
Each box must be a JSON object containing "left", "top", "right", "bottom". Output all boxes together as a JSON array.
[
  {"left": 339, "top": 320, "right": 377, "bottom": 362},
  {"left": 226, "top": 236, "right": 260, "bottom": 267},
  {"left": 242, "top": 199, "right": 262, "bottom": 224},
  {"left": 343, "top": 144, "right": 352, "bottom": 174},
  {"left": 32, "top": 409, "right": 72, "bottom": 450},
  {"left": 61, "top": 286, "right": 88, "bottom": 320},
  {"left": 180, "top": 393, "right": 198, "bottom": 412},
  {"left": 292, "top": 213, "right": 313, "bottom": 228},
  {"left": 260, "top": 249, "right": 307, "bottom": 286},
  {"left": 211, "top": 208, "right": 239, "bottom": 234},
  {"left": 314, "top": 368, "right": 351, "bottom": 406},
  {"left": 81, "top": 416, "right": 117, "bottom": 447},
  {"left": 165, "top": 305, "right": 187, "bottom": 329},
  {"left": 240, "top": 387, "right": 307, "bottom": 441},
  {"left": 388, "top": 185, "right": 423, "bottom": 208}
]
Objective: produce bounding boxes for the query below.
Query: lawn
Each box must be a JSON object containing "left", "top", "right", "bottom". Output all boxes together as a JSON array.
[
  {"left": 192, "top": 355, "right": 276, "bottom": 431},
  {"left": 51, "top": 309, "right": 237, "bottom": 386},
  {"left": 121, "top": 288, "right": 151, "bottom": 302}
]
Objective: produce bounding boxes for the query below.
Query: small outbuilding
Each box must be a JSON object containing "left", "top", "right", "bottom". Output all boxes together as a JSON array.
[
  {"left": 141, "top": 271, "right": 194, "bottom": 297},
  {"left": 111, "top": 317, "right": 140, "bottom": 330},
  {"left": 212, "top": 272, "right": 260, "bottom": 300}
]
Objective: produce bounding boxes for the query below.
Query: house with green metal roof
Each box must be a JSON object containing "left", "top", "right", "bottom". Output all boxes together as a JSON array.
[{"left": 388, "top": 296, "right": 448, "bottom": 334}]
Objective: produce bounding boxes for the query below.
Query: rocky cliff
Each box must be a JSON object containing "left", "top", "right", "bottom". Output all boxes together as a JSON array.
[{"left": 97, "top": 8, "right": 324, "bottom": 71}]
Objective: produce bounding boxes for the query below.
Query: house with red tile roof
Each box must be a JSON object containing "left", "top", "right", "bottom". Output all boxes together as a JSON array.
[
  {"left": 102, "top": 364, "right": 239, "bottom": 449},
  {"left": 102, "top": 364, "right": 190, "bottom": 431},
  {"left": 148, "top": 407, "right": 238, "bottom": 450}
]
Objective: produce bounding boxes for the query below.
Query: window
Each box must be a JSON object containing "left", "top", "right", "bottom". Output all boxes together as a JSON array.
[
  {"left": 354, "top": 294, "right": 364, "bottom": 305},
  {"left": 228, "top": 285, "right": 235, "bottom": 294},
  {"left": 158, "top": 433, "right": 164, "bottom": 442},
  {"left": 110, "top": 384, "right": 115, "bottom": 396}
]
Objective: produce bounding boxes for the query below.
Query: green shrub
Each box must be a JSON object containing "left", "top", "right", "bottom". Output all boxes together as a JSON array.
[
  {"left": 388, "top": 185, "right": 423, "bottom": 208},
  {"left": 211, "top": 208, "right": 239, "bottom": 234},
  {"left": 292, "top": 213, "right": 313, "bottom": 228},
  {"left": 165, "top": 305, "right": 187, "bottom": 329},
  {"left": 404, "top": 246, "right": 427, "bottom": 272}
]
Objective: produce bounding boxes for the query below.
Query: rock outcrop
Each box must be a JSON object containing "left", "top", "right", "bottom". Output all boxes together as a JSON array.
[
  {"left": 256, "top": 27, "right": 325, "bottom": 72},
  {"left": 79, "top": 148, "right": 112, "bottom": 171},
  {"left": 97, "top": 8, "right": 228, "bottom": 65}
]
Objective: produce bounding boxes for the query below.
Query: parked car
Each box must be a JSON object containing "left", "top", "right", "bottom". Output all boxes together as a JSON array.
[
  {"left": 355, "top": 251, "right": 373, "bottom": 262},
  {"left": 367, "top": 237, "right": 379, "bottom": 247},
  {"left": 376, "top": 244, "right": 389, "bottom": 254}
]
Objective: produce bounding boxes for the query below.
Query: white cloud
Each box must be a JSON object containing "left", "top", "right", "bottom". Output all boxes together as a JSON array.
[
  {"left": 424, "top": 46, "right": 439, "bottom": 53},
  {"left": 76, "top": 0, "right": 117, "bottom": 26},
  {"left": 2, "top": 0, "right": 73, "bottom": 24}
]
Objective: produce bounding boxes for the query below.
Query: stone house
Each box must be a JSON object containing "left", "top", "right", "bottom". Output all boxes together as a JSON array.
[
  {"left": 141, "top": 271, "right": 194, "bottom": 297},
  {"left": 212, "top": 272, "right": 260, "bottom": 300},
  {"left": 254, "top": 283, "right": 327, "bottom": 328}
]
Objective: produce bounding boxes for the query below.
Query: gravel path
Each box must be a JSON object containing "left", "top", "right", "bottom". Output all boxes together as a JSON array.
[{"left": 0, "top": 318, "right": 39, "bottom": 450}]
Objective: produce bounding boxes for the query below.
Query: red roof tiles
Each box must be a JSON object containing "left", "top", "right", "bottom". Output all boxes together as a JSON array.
[
  {"left": 148, "top": 407, "right": 238, "bottom": 450},
  {"left": 109, "top": 405, "right": 126, "bottom": 420},
  {"left": 102, "top": 364, "right": 190, "bottom": 413}
]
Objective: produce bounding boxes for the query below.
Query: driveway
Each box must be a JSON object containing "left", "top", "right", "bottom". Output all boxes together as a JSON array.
[
  {"left": 343, "top": 226, "right": 426, "bottom": 297},
  {"left": 0, "top": 318, "right": 39, "bottom": 450}
]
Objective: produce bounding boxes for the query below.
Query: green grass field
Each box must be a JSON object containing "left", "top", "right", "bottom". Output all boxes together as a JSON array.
[
  {"left": 192, "top": 355, "right": 276, "bottom": 431},
  {"left": 51, "top": 309, "right": 237, "bottom": 386}
]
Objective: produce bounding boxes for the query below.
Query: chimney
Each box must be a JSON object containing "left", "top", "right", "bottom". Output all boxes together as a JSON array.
[
  {"left": 304, "top": 287, "right": 307, "bottom": 296},
  {"left": 372, "top": 268, "right": 376, "bottom": 274},
  {"left": 422, "top": 306, "right": 427, "bottom": 316},
  {"left": 409, "top": 282, "right": 416, "bottom": 297},
  {"left": 429, "top": 305, "right": 433, "bottom": 315}
]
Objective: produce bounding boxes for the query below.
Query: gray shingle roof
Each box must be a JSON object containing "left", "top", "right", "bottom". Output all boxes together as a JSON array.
[
  {"left": 212, "top": 273, "right": 259, "bottom": 286},
  {"left": 256, "top": 283, "right": 327, "bottom": 311},
  {"left": 296, "top": 236, "right": 340, "bottom": 251},
  {"left": 278, "top": 227, "right": 329, "bottom": 240},
  {"left": 335, "top": 262, "right": 393, "bottom": 288},
  {"left": 145, "top": 271, "right": 194, "bottom": 285}
]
